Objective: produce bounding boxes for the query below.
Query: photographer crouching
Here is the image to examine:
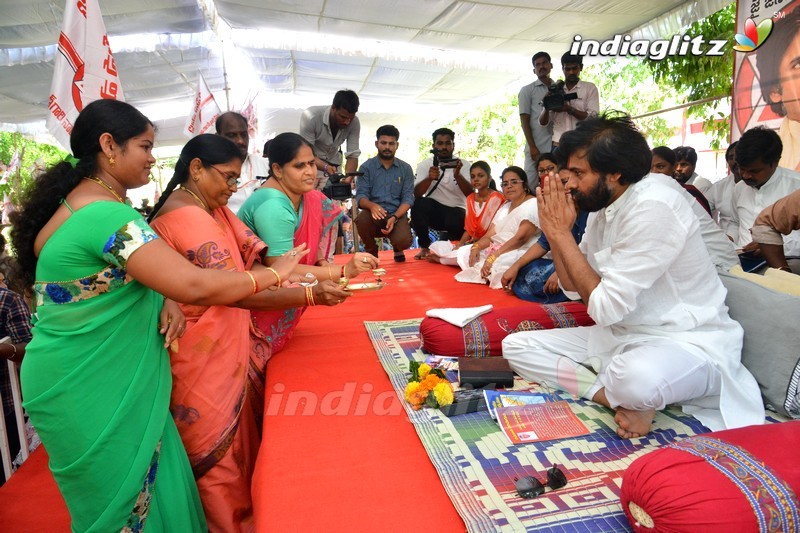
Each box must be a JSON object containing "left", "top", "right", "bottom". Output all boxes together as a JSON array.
[
  {"left": 538, "top": 52, "right": 599, "bottom": 150},
  {"left": 411, "top": 127, "right": 472, "bottom": 260}
]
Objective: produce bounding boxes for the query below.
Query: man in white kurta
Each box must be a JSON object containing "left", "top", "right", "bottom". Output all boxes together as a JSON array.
[
  {"left": 503, "top": 113, "right": 764, "bottom": 438},
  {"left": 731, "top": 127, "right": 800, "bottom": 259}
]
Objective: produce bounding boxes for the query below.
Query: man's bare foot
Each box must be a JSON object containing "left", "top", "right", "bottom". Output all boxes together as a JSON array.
[
  {"left": 414, "top": 248, "right": 431, "bottom": 260},
  {"left": 614, "top": 407, "right": 655, "bottom": 439},
  {"left": 427, "top": 252, "right": 442, "bottom": 263}
]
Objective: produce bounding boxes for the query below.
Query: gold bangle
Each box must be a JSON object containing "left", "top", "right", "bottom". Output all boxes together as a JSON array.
[
  {"left": 305, "top": 285, "right": 316, "bottom": 306},
  {"left": 328, "top": 265, "right": 334, "bottom": 280},
  {"left": 244, "top": 271, "right": 258, "bottom": 295},
  {"left": 265, "top": 267, "right": 281, "bottom": 288},
  {"left": 485, "top": 254, "right": 496, "bottom": 264}
]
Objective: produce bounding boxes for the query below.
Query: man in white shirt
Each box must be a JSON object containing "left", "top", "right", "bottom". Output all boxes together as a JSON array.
[
  {"left": 215, "top": 111, "right": 269, "bottom": 214},
  {"left": 299, "top": 89, "right": 361, "bottom": 190},
  {"left": 731, "top": 127, "right": 800, "bottom": 262},
  {"left": 503, "top": 113, "right": 764, "bottom": 439},
  {"left": 538, "top": 52, "right": 599, "bottom": 148},
  {"left": 519, "top": 51, "right": 554, "bottom": 190},
  {"left": 706, "top": 142, "right": 741, "bottom": 240},
  {"left": 411, "top": 128, "right": 472, "bottom": 259},
  {"left": 674, "top": 146, "right": 713, "bottom": 195}
]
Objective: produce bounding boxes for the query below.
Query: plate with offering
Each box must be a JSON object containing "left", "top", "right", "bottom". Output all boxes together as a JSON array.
[{"left": 343, "top": 281, "right": 385, "bottom": 292}]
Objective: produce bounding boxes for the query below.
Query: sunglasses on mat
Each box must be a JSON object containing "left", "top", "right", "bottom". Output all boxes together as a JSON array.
[{"left": 515, "top": 465, "right": 568, "bottom": 498}]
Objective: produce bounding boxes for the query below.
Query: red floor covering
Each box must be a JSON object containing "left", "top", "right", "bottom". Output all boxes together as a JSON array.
[{"left": 0, "top": 249, "right": 521, "bottom": 531}]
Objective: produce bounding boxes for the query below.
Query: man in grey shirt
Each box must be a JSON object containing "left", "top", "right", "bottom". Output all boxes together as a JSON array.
[
  {"left": 299, "top": 89, "right": 362, "bottom": 190},
  {"left": 518, "top": 51, "right": 554, "bottom": 190}
]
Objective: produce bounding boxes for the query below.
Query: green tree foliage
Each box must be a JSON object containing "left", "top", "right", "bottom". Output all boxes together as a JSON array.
[
  {"left": 417, "top": 95, "right": 524, "bottom": 167},
  {"left": 583, "top": 59, "right": 677, "bottom": 146},
  {"left": 644, "top": 2, "right": 735, "bottom": 148},
  {"left": 0, "top": 132, "right": 67, "bottom": 205}
]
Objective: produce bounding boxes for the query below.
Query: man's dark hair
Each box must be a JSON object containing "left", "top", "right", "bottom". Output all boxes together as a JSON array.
[
  {"left": 652, "top": 146, "right": 676, "bottom": 166},
  {"left": 215, "top": 111, "right": 247, "bottom": 133},
  {"left": 736, "top": 126, "right": 783, "bottom": 166},
  {"left": 725, "top": 141, "right": 738, "bottom": 160},
  {"left": 432, "top": 127, "right": 455, "bottom": 142},
  {"left": 673, "top": 146, "right": 697, "bottom": 165},
  {"left": 376, "top": 124, "right": 399, "bottom": 140},
  {"left": 756, "top": 9, "right": 800, "bottom": 116},
  {"left": 532, "top": 51, "right": 551, "bottom": 65},
  {"left": 557, "top": 111, "right": 651, "bottom": 185},
  {"left": 561, "top": 52, "right": 583, "bottom": 67},
  {"left": 332, "top": 90, "right": 359, "bottom": 113}
]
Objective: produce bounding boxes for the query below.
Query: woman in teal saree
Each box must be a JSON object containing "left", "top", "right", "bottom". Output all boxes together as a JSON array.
[{"left": 11, "top": 99, "right": 305, "bottom": 532}]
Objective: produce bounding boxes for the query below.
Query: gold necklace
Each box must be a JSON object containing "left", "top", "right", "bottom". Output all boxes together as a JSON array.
[
  {"left": 179, "top": 185, "right": 209, "bottom": 211},
  {"left": 84, "top": 176, "right": 126, "bottom": 204}
]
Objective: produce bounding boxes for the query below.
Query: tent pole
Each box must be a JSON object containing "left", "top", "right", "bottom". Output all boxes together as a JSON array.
[{"left": 221, "top": 41, "right": 231, "bottom": 111}]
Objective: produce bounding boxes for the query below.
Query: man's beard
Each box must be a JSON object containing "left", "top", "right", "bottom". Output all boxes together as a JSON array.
[
  {"left": 571, "top": 174, "right": 613, "bottom": 212},
  {"left": 379, "top": 151, "right": 394, "bottom": 161},
  {"left": 673, "top": 172, "right": 689, "bottom": 184}
]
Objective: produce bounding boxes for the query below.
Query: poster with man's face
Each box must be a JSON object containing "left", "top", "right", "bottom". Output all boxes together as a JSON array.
[{"left": 733, "top": 0, "right": 800, "bottom": 170}]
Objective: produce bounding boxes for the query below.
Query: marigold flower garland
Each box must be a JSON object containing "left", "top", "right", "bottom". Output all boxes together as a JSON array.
[{"left": 404, "top": 361, "right": 454, "bottom": 410}]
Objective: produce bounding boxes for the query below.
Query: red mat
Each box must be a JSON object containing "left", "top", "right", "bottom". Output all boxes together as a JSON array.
[
  {"left": 0, "top": 250, "right": 523, "bottom": 531},
  {"left": 252, "top": 250, "right": 521, "bottom": 532}
]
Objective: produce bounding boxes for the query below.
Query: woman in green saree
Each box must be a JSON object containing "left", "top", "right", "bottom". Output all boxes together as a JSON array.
[{"left": 10, "top": 99, "right": 306, "bottom": 532}]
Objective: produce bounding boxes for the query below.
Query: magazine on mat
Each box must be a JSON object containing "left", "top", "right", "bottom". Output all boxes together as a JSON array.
[
  {"left": 483, "top": 390, "right": 552, "bottom": 419},
  {"left": 424, "top": 355, "right": 460, "bottom": 382},
  {"left": 496, "top": 401, "right": 589, "bottom": 444}
]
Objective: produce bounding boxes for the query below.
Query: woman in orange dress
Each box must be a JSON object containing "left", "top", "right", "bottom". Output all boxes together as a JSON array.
[
  {"left": 148, "top": 134, "right": 351, "bottom": 532},
  {"left": 429, "top": 161, "right": 505, "bottom": 265}
]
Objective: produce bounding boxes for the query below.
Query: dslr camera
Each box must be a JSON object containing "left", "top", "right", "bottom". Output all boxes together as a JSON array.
[
  {"left": 322, "top": 171, "right": 362, "bottom": 201},
  {"left": 430, "top": 149, "right": 460, "bottom": 170},
  {"left": 543, "top": 80, "right": 578, "bottom": 111}
]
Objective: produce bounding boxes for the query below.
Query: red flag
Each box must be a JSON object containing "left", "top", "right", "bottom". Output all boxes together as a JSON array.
[
  {"left": 47, "top": 0, "right": 124, "bottom": 150},
  {"left": 184, "top": 72, "right": 222, "bottom": 137}
]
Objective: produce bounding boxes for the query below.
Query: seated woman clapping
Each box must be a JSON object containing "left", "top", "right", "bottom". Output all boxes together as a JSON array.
[
  {"left": 429, "top": 161, "right": 505, "bottom": 265},
  {"left": 454, "top": 166, "right": 540, "bottom": 288},
  {"left": 238, "top": 132, "right": 378, "bottom": 352}
]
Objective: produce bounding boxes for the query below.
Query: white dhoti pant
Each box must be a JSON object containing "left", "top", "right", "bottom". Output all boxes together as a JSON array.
[
  {"left": 428, "top": 241, "right": 460, "bottom": 266},
  {"left": 502, "top": 326, "right": 722, "bottom": 412}
]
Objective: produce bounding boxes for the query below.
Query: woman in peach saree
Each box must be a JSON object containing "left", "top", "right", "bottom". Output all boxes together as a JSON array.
[{"left": 149, "top": 134, "right": 349, "bottom": 532}]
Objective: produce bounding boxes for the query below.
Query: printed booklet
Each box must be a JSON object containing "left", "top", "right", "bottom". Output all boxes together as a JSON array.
[
  {"left": 483, "top": 390, "right": 552, "bottom": 419},
  {"left": 496, "top": 401, "right": 589, "bottom": 444}
]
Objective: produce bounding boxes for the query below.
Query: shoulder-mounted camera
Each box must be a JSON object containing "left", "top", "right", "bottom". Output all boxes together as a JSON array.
[{"left": 543, "top": 80, "right": 578, "bottom": 111}]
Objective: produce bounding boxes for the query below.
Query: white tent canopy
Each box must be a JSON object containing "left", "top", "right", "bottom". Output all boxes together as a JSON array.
[{"left": 0, "top": 0, "right": 728, "bottom": 153}]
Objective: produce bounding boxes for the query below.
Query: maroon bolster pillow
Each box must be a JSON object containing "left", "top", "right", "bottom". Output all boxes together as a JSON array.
[
  {"left": 621, "top": 421, "right": 800, "bottom": 533},
  {"left": 420, "top": 301, "right": 594, "bottom": 357}
]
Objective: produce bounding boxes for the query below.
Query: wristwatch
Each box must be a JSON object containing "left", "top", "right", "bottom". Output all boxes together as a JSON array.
[{"left": 388, "top": 214, "right": 398, "bottom": 221}]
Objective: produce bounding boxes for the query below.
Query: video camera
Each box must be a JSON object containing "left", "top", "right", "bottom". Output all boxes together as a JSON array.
[
  {"left": 322, "top": 171, "right": 362, "bottom": 201},
  {"left": 430, "top": 149, "right": 460, "bottom": 170},
  {"left": 543, "top": 80, "right": 578, "bottom": 111}
]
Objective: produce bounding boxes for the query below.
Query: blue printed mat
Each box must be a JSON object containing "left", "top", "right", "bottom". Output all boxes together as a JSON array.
[{"left": 366, "top": 319, "right": 716, "bottom": 533}]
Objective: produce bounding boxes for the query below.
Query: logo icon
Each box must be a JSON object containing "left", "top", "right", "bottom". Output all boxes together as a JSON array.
[{"left": 733, "top": 17, "right": 773, "bottom": 52}]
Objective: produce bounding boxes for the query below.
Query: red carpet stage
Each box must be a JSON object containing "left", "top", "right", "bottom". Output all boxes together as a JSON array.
[{"left": 0, "top": 250, "right": 521, "bottom": 531}]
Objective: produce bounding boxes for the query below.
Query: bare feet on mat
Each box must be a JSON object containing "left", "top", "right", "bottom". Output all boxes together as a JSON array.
[
  {"left": 614, "top": 408, "right": 655, "bottom": 439},
  {"left": 414, "top": 248, "right": 431, "bottom": 260}
]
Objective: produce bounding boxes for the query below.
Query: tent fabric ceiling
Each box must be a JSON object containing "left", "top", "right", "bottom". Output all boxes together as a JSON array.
[{"left": 0, "top": 0, "right": 728, "bottom": 151}]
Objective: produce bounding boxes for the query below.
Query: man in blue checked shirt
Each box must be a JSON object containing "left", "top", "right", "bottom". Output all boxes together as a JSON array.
[{"left": 355, "top": 125, "right": 415, "bottom": 262}]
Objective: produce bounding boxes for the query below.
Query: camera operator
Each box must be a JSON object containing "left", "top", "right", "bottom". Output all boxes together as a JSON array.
[
  {"left": 355, "top": 125, "right": 415, "bottom": 262},
  {"left": 299, "top": 89, "right": 361, "bottom": 190},
  {"left": 538, "top": 52, "right": 599, "bottom": 149},
  {"left": 412, "top": 127, "right": 472, "bottom": 260}
]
